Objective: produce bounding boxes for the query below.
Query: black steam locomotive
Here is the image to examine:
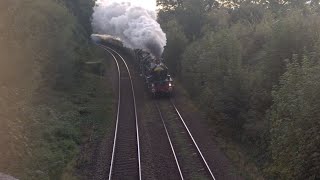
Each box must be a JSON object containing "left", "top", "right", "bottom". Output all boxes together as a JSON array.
[
  {"left": 92, "top": 34, "right": 174, "bottom": 96},
  {"left": 134, "top": 49, "right": 174, "bottom": 97}
]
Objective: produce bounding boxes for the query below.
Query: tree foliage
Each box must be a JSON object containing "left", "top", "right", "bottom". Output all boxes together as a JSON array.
[
  {"left": 269, "top": 55, "right": 320, "bottom": 179},
  {"left": 159, "top": 0, "right": 320, "bottom": 179},
  {"left": 0, "top": 0, "right": 98, "bottom": 179}
]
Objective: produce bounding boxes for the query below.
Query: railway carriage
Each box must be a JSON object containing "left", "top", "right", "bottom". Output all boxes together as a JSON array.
[{"left": 91, "top": 34, "right": 123, "bottom": 48}]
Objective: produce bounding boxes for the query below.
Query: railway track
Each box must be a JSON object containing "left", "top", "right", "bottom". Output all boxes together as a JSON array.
[
  {"left": 99, "top": 44, "right": 214, "bottom": 179},
  {"left": 100, "top": 45, "right": 141, "bottom": 180},
  {"left": 155, "top": 99, "right": 216, "bottom": 180}
]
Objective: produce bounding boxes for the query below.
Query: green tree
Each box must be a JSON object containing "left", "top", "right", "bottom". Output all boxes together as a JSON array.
[
  {"left": 181, "top": 30, "right": 248, "bottom": 132},
  {"left": 269, "top": 55, "right": 320, "bottom": 179},
  {"left": 159, "top": 0, "right": 320, "bottom": 178},
  {"left": 0, "top": 0, "right": 97, "bottom": 178},
  {"left": 162, "top": 19, "right": 188, "bottom": 75}
]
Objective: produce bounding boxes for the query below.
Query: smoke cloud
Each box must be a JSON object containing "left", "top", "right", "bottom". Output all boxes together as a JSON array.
[{"left": 92, "top": 0, "right": 167, "bottom": 58}]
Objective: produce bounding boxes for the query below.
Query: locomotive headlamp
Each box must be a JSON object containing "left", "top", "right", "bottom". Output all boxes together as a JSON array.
[{"left": 169, "top": 82, "right": 172, "bottom": 87}]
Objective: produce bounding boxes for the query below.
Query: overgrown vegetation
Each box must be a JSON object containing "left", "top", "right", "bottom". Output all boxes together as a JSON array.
[
  {"left": 158, "top": 0, "right": 320, "bottom": 179},
  {"left": 0, "top": 0, "right": 113, "bottom": 179}
]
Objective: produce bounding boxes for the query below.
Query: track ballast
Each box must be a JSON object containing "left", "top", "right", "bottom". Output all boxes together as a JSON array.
[
  {"left": 155, "top": 99, "right": 216, "bottom": 180},
  {"left": 101, "top": 45, "right": 141, "bottom": 180}
]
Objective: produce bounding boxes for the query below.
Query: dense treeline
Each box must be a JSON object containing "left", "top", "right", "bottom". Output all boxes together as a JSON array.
[
  {"left": 0, "top": 0, "right": 112, "bottom": 179},
  {"left": 158, "top": 0, "right": 320, "bottom": 179}
]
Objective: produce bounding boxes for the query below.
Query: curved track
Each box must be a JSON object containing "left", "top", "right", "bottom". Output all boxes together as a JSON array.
[
  {"left": 155, "top": 99, "right": 216, "bottom": 180},
  {"left": 100, "top": 45, "right": 141, "bottom": 180}
]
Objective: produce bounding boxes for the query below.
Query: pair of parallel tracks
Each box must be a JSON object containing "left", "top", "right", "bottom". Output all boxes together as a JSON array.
[
  {"left": 101, "top": 45, "right": 215, "bottom": 180},
  {"left": 155, "top": 100, "right": 216, "bottom": 180}
]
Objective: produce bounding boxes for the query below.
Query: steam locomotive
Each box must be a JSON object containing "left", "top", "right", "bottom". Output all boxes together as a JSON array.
[
  {"left": 92, "top": 34, "right": 174, "bottom": 96},
  {"left": 134, "top": 49, "right": 174, "bottom": 97}
]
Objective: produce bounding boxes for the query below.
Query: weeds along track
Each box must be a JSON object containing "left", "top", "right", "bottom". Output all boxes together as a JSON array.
[
  {"left": 155, "top": 99, "right": 216, "bottom": 180},
  {"left": 100, "top": 45, "right": 141, "bottom": 180}
]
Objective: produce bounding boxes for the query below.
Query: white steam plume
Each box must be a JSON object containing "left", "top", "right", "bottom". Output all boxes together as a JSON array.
[{"left": 92, "top": 0, "right": 167, "bottom": 58}]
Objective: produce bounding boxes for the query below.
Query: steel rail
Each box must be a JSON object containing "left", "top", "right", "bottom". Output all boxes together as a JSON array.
[
  {"left": 99, "top": 45, "right": 141, "bottom": 180},
  {"left": 155, "top": 102, "right": 185, "bottom": 180},
  {"left": 170, "top": 99, "right": 216, "bottom": 180},
  {"left": 100, "top": 47, "right": 121, "bottom": 180},
  {"left": 105, "top": 47, "right": 141, "bottom": 180}
]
